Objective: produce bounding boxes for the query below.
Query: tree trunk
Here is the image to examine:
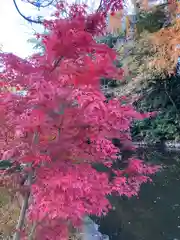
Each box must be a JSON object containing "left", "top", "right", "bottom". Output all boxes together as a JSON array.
[{"left": 13, "top": 172, "right": 32, "bottom": 240}]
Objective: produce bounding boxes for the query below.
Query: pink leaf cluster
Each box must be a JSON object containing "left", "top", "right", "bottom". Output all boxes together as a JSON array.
[{"left": 0, "top": 1, "right": 159, "bottom": 239}]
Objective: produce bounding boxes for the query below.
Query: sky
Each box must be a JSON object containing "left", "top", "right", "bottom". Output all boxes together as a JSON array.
[
  {"left": 0, "top": 0, "right": 100, "bottom": 58},
  {"left": 0, "top": 0, "right": 135, "bottom": 59},
  {"left": 0, "top": 0, "right": 54, "bottom": 58}
]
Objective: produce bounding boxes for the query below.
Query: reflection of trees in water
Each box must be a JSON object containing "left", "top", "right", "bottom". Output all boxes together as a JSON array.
[{"left": 95, "top": 149, "right": 180, "bottom": 240}]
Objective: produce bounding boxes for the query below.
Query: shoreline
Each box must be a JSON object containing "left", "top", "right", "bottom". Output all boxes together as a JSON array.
[{"left": 133, "top": 141, "right": 180, "bottom": 150}]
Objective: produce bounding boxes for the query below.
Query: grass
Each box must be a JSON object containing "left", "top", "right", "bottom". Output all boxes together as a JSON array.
[
  {"left": 0, "top": 188, "right": 82, "bottom": 239},
  {"left": 0, "top": 188, "right": 20, "bottom": 239}
]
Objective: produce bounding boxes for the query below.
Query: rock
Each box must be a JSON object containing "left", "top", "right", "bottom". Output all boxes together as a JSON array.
[{"left": 82, "top": 216, "right": 109, "bottom": 240}]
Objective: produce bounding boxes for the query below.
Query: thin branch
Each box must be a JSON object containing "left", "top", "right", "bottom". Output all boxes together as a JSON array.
[
  {"left": 28, "top": 214, "right": 48, "bottom": 240},
  {"left": 13, "top": 0, "right": 43, "bottom": 24},
  {"left": 50, "top": 56, "right": 63, "bottom": 72},
  {"left": 28, "top": 222, "right": 37, "bottom": 240},
  {"left": 97, "top": 0, "right": 103, "bottom": 12},
  {"left": 25, "top": 0, "right": 55, "bottom": 8}
]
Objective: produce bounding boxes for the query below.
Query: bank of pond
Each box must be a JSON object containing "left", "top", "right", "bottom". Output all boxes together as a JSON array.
[{"left": 92, "top": 148, "right": 180, "bottom": 240}]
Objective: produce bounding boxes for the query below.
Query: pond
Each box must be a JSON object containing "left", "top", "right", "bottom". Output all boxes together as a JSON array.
[{"left": 94, "top": 148, "right": 180, "bottom": 240}]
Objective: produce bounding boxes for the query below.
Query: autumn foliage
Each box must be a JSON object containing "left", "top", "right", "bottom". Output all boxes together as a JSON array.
[
  {"left": 150, "top": 21, "right": 180, "bottom": 75},
  {"left": 146, "top": 1, "right": 180, "bottom": 75},
  {"left": 0, "top": 1, "right": 159, "bottom": 239}
]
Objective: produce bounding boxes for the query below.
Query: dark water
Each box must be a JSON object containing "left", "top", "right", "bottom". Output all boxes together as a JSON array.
[{"left": 96, "top": 148, "right": 180, "bottom": 240}]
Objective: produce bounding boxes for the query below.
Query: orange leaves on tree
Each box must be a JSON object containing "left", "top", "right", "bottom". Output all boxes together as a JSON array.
[{"left": 150, "top": 21, "right": 180, "bottom": 75}]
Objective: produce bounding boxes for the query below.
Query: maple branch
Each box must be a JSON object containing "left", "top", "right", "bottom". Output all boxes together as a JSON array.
[
  {"left": 13, "top": 0, "right": 43, "bottom": 24},
  {"left": 28, "top": 221, "right": 38, "bottom": 240},
  {"left": 28, "top": 214, "right": 48, "bottom": 240},
  {"left": 28, "top": 225, "right": 35, "bottom": 240},
  {"left": 51, "top": 56, "right": 63, "bottom": 72},
  {"left": 13, "top": 170, "right": 33, "bottom": 240},
  {"left": 164, "top": 81, "right": 178, "bottom": 113},
  {"left": 25, "top": 0, "right": 55, "bottom": 8},
  {"left": 97, "top": 0, "right": 103, "bottom": 12}
]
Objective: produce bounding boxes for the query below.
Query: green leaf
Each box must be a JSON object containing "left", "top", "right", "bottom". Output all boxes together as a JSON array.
[{"left": 0, "top": 160, "right": 13, "bottom": 169}]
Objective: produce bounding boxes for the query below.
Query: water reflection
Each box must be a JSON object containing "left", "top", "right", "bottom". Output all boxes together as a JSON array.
[{"left": 95, "top": 148, "right": 180, "bottom": 240}]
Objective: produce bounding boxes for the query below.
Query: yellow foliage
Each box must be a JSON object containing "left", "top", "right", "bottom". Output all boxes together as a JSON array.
[
  {"left": 107, "top": 10, "right": 131, "bottom": 37},
  {"left": 150, "top": 21, "right": 180, "bottom": 75},
  {"left": 116, "top": 31, "right": 157, "bottom": 80},
  {"left": 112, "top": 6, "right": 180, "bottom": 97}
]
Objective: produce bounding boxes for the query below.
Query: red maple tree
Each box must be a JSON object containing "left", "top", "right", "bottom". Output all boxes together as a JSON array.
[{"left": 0, "top": 1, "right": 159, "bottom": 239}]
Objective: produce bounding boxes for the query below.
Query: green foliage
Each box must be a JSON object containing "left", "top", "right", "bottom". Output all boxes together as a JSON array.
[
  {"left": 132, "top": 75, "right": 180, "bottom": 142},
  {"left": 98, "top": 34, "right": 123, "bottom": 90},
  {"left": 108, "top": 7, "right": 180, "bottom": 143},
  {"left": 0, "top": 160, "right": 13, "bottom": 170},
  {"left": 0, "top": 160, "right": 22, "bottom": 171},
  {"left": 136, "top": 6, "right": 167, "bottom": 35},
  {"left": 97, "top": 34, "right": 123, "bottom": 48},
  {"left": 27, "top": 37, "right": 44, "bottom": 51},
  {"left": 27, "top": 29, "right": 49, "bottom": 54}
]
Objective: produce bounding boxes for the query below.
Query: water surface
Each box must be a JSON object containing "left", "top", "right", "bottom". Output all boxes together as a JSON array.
[{"left": 95, "top": 148, "right": 180, "bottom": 240}]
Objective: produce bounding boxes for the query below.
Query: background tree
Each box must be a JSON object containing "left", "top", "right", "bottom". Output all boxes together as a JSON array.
[
  {"left": 109, "top": 1, "right": 180, "bottom": 143},
  {"left": 131, "top": 2, "right": 180, "bottom": 143}
]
